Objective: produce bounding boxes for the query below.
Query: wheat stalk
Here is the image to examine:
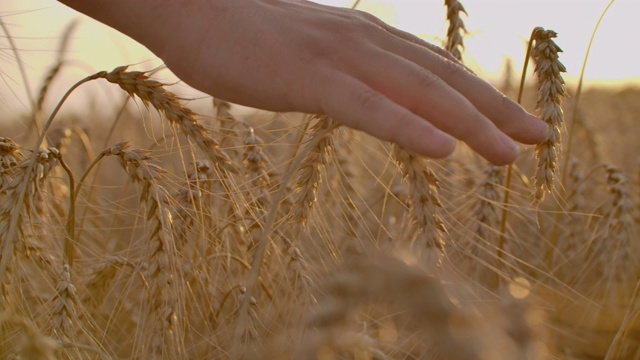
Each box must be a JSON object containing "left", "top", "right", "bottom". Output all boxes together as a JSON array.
[
  {"left": 48, "top": 264, "right": 80, "bottom": 355},
  {"left": 103, "top": 143, "right": 186, "bottom": 358},
  {"left": 291, "top": 115, "right": 337, "bottom": 226},
  {"left": 591, "top": 165, "right": 638, "bottom": 284},
  {"left": 214, "top": 98, "right": 242, "bottom": 160},
  {"left": 103, "top": 66, "right": 235, "bottom": 174},
  {"left": 552, "top": 158, "right": 588, "bottom": 279},
  {"left": 531, "top": 27, "right": 566, "bottom": 201},
  {"left": 393, "top": 145, "right": 446, "bottom": 266},
  {"left": 173, "top": 160, "right": 214, "bottom": 252},
  {"left": 463, "top": 165, "right": 505, "bottom": 287},
  {"left": 0, "top": 138, "right": 24, "bottom": 191},
  {"left": 443, "top": 0, "right": 467, "bottom": 61},
  {"left": 0, "top": 148, "right": 60, "bottom": 308},
  {"left": 242, "top": 127, "right": 272, "bottom": 252},
  {"left": 35, "top": 20, "right": 78, "bottom": 115}
]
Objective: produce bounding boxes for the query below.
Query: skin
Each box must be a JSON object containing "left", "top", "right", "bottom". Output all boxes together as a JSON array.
[{"left": 58, "top": 0, "right": 548, "bottom": 165}]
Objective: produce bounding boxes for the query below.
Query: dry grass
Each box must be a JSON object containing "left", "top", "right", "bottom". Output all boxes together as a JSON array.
[{"left": 1, "top": 3, "right": 639, "bottom": 360}]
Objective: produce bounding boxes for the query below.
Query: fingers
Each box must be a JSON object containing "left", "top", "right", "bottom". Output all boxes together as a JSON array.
[
  {"left": 318, "top": 72, "right": 457, "bottom": 159},
  {"left": 342, "top": 48, "right": 519, "bottom": 164},
  {"left": 350, "top": 9, "right": 462, "bottom": 65},
  {"left": 373, "top": 33, "right": 549, "bottom": 145}
]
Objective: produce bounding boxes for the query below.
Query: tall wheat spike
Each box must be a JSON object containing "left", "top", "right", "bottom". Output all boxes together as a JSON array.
[
  {"left": 443, "top": 0, "right": 467, "bottom": 61},
  {"left": 531, "top": 27, "right": 566, "bottom": 201}
]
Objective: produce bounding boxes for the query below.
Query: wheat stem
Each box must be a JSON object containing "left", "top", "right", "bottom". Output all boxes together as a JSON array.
[
  {"left": 561, "top": 0, "right": 616, "bottom": 183},
  {"left": 496, "top": 29, "right": 536, "bottom": 288},
  {"left": 57, "top": 155, "right": 76, "bottom": 267}
]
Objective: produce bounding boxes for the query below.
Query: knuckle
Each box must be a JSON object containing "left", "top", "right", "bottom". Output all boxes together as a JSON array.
[
  {"left": 352, "top": 88, "right": 384, "bottom": 112},
  {"left": 413, "top": 67, "right": 442, "bottom": 90},
  {"left": 441, "top": 56, "right": 465, "bottom": 76},
  {"left": 495, "top": 93, "right": 525, "bottom": 133},
  {"left": 388, "top": 112, "right": 416, "bottom": 144},
  {"left": 353, "top": 9, "right": 383, "bottom": 26},
  {"left": 349, "top": 9, "right": 386, "bottom": 35}
]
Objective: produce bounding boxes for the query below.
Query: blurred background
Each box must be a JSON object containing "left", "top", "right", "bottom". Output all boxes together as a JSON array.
[{"left": 0, "top": 0, "right": 638, "bottom": 116}]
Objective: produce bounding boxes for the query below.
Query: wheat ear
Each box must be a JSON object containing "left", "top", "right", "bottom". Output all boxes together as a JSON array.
[
  {"left": 464, "top": 165, "right": 505, "bottom": 287},
  {"left": 531, "top": 27, "right": 566, "bottom": 201},
  {"left": 393, "top": 145, "right": 446, "bottom": 265},
  {"left": 443, "top": 0, "right": 468, "bottom": 61},
  {"left": 104, "top": 143, "right": 185, "bottom": 359},
  {"left": 591, "top": 165, "right": 638, "bottom": 284},
  {"left": 291, "top": 115, "right": 337, "bottom": 226},
  {"left": 48, "top": 263, "right": 81, "bottom": 358},
  {"left": 0, "top": 137, "right": 24, "bottom": 191},
  {"left": 104, "top": 66, "right": 234, "bottom": 174},
  {"left": 0, "top": 148, "right": 60, "bottom": 308},
  {"left": 35, "top": 20, "right": 78, "bottom": 115},
  {"left": 173, "top": 160, "right": 214, "bottom": 252}
]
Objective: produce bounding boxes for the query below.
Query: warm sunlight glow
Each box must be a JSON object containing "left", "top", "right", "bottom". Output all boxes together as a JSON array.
[{"left": 1, "top": 0, "right": 638, "bottom": 114}]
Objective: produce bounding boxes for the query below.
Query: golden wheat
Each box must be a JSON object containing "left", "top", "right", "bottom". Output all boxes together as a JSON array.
[{"left": 1, "top": 4, "right": 639, "bottom": 359}]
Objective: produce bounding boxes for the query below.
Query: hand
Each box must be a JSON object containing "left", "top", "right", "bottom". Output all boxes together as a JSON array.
[{"left": 61, "top": 0, "right": 549, "bottom": 165}]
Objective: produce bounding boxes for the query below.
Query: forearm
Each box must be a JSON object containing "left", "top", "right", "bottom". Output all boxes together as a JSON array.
[{"left": 56, "top": 0, "right": 230, "bottom": 59}]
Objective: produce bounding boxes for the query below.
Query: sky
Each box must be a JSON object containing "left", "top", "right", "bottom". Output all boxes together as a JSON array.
[{"left": 1, "top": 0, "right": 638, "bottom": 114}]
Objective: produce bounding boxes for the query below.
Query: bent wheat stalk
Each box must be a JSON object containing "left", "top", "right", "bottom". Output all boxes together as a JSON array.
[{"left": 103, "top": 66, "right": 235, "bottom": 174}]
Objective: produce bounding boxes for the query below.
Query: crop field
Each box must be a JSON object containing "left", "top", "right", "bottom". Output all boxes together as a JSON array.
[{"left": 0, "top": 1, "right": 639, "bottom": 359}]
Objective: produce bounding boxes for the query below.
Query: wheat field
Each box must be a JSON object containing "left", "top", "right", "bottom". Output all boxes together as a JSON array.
[{"left": 1, "top": 1, "right": 639, "bottom": 359}]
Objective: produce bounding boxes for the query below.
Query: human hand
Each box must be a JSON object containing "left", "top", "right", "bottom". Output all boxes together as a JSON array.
[{"left": 61, "top": 0, "right": 549, "bottom": 165}]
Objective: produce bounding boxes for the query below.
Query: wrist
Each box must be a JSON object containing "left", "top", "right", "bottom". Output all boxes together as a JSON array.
[{"left": 57, "top": 0, "right": 233, "bottom": 60}]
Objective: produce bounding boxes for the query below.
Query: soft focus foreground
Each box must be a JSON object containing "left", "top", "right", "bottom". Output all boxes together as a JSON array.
[{"left": 1, "top": 2, "right": 639, "bottom": 359}]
